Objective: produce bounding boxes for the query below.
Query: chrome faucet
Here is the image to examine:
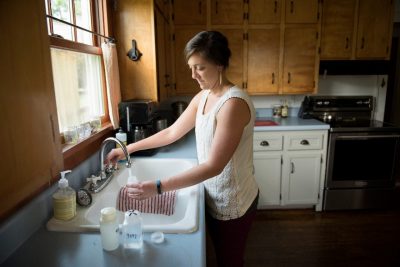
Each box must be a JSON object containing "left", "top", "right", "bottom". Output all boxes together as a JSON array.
[
  {"left": 86, "top": 137, "right": 132, "bottom": 193},
  {"left": 100, "top": 137, "right": 132, "bottom": 178}
]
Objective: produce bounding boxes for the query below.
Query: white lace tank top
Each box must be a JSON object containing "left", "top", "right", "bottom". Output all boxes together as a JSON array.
[{"left": 195, "top": 86, "right": 259, "bottom": 220}]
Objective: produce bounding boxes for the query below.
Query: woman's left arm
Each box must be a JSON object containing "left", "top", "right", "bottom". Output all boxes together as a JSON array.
[{"left": 127, "top": 98, "right": 251, "bottom": 199}]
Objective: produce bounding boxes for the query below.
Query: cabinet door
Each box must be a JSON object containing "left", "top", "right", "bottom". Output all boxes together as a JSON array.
[
  {"left": 173, "top": 0, "right": 206, "bottom": 25},
  {"left": 247, "top": 28, "right": 280, "bottom": 94},
  {"left": 211, "top": 0, "right": 244, "bottom": 25},
  {"left": 155, "top": 8, "right": 168, "bottom": 100},
  {"left": 356, "top": 0, "right": 393, "bottom": 59},
  {"left": 320, "top": 0, "right": 356, "bottom": 59},
  {"left": 254, "top": 153, "right": 282, "bottom": 207},
  {"left": 213, "top": 28, "right": 244, "bottom": 88},
  {"left": 0, "top": 0, "right": 63, "bottom": 220},
  {"left": 285, "top": 0, "right": 319, "bottom": 23},
  {"left": 282, "top": 153, "right": 321, "bottom": 205},
  {"left": 282, "top": 25, "right": 318, "bottom": 94},
  {"left": 248, "top": 0, "right": 281, "bottom": 24},
  {"left": 174, "top": 28, "right": 206, "bottom": 95}
]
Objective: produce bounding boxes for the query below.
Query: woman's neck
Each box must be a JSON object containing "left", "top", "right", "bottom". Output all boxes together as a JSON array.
[{"left": 209, "top": 77, "right": 234, "bottom": 97}]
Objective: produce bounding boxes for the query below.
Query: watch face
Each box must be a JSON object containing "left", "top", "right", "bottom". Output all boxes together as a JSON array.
[{"left": 77, "top": 189, "right": 92, "bottom": 207}]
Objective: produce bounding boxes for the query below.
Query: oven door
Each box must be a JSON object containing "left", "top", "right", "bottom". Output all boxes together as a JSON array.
[{"left": 326, "top": 132, "right": 400, "bottom": 189}]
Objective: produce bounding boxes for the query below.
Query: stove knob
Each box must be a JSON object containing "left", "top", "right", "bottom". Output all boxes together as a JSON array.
[{"left": 324, "top": 101, "right": 330, "bottom": 105}]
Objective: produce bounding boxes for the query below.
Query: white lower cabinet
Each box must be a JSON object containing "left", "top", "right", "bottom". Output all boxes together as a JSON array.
[
  {"left": 254, "top": 153, "right": 282, "bottom": 206},
  {"left": 254, "top": 130, "right": 328, "bottom": 211},
  {"left": 281, "top": 153, "right": 321, "bottom": 205}
]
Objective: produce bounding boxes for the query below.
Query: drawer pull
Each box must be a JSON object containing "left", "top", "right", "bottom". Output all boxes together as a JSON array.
[
  {"left": 300, "top": 139, "right": 310, "bottom": 145},
  {"left": 260, "top": 140, "right": 270, "bottom": 146}
]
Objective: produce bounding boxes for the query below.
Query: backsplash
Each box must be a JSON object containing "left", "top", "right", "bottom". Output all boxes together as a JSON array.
[{"left": 251, "top": 75, "right": 388, "bottom": 121}]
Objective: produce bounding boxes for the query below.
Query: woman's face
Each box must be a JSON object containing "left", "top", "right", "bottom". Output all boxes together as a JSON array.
[{"left": 187, "top": 53, "right": 221, "bottom": 90}]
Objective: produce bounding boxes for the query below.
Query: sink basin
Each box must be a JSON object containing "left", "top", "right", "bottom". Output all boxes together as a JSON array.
[{"left": 47, "top": 158, "right": 199, "bottom": 233}]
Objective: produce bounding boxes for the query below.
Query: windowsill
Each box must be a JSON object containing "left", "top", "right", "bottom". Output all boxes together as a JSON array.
[{"left": 62, "top": 122, "right": 114, "bottom": 171}]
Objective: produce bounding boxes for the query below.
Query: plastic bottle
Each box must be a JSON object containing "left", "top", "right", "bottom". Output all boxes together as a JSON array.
[
  {"left": 122, "top": 210, "right": 143, "bottom": 249},
  {"left": 116, "top": 128, "right": 127, "bottom": 148},
  {"left": 100, "top": 207, "right": 120, "bottom": 251},
  {"left": 281, "top": 100, "right": 289, "bottom": 118},
  {"left": 52, "top": 170, "right": 76, "bottom": 220}
]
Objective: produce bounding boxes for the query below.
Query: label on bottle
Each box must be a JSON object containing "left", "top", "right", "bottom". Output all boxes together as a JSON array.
[{"left": 53, "top": 195, "right": 76, "bottom": 220}]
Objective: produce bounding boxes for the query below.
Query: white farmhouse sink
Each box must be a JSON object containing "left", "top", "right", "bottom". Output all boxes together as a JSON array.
[{"left": 47, "top": 158, "right": 199, "bottom": 233}]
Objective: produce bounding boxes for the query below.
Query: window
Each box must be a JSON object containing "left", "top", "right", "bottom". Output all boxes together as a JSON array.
[{"left": 45, "top": 0, "right": 109, "bottom": 139}]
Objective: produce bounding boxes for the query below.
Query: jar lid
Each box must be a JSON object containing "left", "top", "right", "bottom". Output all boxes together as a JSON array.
[{"left": 100, "top": 207, "right": 117, "bottom": 223}]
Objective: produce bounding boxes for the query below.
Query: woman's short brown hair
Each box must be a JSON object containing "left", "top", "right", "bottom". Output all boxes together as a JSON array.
[{"left": 184, "top": 31, "right": 231, "bottom": 69}]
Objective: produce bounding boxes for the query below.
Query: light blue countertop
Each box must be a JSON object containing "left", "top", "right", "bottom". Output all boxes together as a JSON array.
[
  {"left": 1, "top": 132, "right": 205, "bottom": 267},
  {"left": 254, "top": 117, "right": 330, "bottom": 132}
]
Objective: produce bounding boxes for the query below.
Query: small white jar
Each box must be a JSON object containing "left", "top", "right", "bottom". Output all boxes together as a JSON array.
[{"left": 100, "top": 207, "right": 120, "bottom": 251}]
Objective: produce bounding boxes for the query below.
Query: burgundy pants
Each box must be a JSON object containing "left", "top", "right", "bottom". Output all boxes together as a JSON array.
[{"left": 206, "top": 193, "right": 259, "bottom": 267}]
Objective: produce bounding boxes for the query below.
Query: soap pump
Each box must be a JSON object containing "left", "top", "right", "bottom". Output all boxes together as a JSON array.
[{"left": 52, "top": 170, "right": 76, "bottom": 221}]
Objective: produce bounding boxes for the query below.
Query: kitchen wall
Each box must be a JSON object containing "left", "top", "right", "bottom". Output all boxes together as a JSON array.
[
  {"left": 163, "top": 75, "right": 388, "bottom": 121},
  {"left": 252, "top": 75, "right": 387, "bottom": 121}
]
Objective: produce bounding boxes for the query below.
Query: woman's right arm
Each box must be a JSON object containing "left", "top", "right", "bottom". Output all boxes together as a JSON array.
[{"left": 106, "top": 91, "right": 203, "bottom": 164}]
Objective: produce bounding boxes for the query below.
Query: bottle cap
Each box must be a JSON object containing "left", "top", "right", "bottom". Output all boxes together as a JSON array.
[
  {"left": 124, "top": 210, "right": 141, "bottom": 221},
  {"left": 101, "top": 207, "right": 117, "bottom": 223},
  {"left": 59, "top": 170, "right": 72, "bottom": 188}
]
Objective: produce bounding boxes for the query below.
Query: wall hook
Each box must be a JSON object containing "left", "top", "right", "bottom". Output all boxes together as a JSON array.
[{"left": 127, "top": 39, "right": 142, "bottom": 61}]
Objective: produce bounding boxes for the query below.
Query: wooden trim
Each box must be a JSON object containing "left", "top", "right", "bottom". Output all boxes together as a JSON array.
[
  {"left": 50, "top": 36, "right": 102, "bottom": 54},
  {"left": 61, "top": 122, "right": 114, "bottom": 175}
]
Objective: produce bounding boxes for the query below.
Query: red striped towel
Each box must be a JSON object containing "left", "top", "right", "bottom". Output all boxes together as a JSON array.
[{"left": 117, "top": 186, "right": 177, "bottom": 216}]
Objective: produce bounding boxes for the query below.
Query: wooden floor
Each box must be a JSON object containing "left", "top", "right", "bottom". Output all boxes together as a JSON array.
[{"left": 206, "top": 207, "right": 400, "bottom": 267}]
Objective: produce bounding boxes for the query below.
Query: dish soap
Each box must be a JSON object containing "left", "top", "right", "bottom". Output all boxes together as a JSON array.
[{"left": 52, "top": 170, "right": 76, "bottom": 220}]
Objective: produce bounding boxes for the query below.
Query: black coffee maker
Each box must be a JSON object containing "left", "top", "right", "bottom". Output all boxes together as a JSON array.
[{"left": 118, "top": 99, "right": 157, "bottom": 155}]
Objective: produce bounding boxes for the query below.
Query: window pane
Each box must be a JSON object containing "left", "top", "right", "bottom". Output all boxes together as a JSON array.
[
  {"left": 75, "top": 0, "right": 93, "bottom": 45},
  {"left": 50, "top": 48, "right": 105, "bottom": 133},
  {"left": 51, "top": 0, "right": 73, "bottom": 40}
]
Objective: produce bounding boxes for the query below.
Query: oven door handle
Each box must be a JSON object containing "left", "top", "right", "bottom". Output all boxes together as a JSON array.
[{"left": 335, "top": 135, "right": 400, "bottom": 140}]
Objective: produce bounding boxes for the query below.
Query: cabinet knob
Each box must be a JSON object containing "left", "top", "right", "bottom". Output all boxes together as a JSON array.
[
  {"left": 300, "top": 139, "right": 310, "bottom": 145},
  {"left": 260, "top": 140, "right": 269, "bottom": 146}
]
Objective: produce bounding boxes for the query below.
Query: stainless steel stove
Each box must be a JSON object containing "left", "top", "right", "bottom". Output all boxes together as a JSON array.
[{"left": 299, "top": 95, "right": 400, "bottom": 210}]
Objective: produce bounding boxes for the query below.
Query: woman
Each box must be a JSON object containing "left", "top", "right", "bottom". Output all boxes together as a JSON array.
[{"left": 106, "top": 31, "right": 259, "bottom": 267}]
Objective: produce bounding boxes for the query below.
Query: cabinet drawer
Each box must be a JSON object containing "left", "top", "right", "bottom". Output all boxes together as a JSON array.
[
  {"left": 254, "top": 133, "right": 283, "bottom": 151},
  {"left": 286, "top": 133, "right": 323, "bottom": 150}
]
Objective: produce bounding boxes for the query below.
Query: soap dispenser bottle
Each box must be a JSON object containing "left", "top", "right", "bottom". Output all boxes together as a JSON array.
[{"left": 52, "top": 170, "right": 76, "bottom": 220}]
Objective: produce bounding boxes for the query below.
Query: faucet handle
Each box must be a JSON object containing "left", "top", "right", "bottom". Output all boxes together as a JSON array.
[{"left": 86, "top": 175, "right": 101, "bottom": 185}]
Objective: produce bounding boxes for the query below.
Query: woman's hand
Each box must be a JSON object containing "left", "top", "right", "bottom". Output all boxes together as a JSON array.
[
  {"left": 126, "top": 181, "right": 158, "bottom": 200},
  {"left": 105, "top": 148, "right": 125, "bottom": 165}
]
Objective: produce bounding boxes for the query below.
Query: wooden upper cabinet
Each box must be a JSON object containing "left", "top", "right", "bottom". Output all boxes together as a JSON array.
[
  {"left": 356, "top": 0, "right": 393, "bottom": 59},
  {"left": 248, "top": 0, "right": 281, "bottom": 24},
  {"left": 173, "top": 0, "right": 206, "bottom": 25},
  {"left": 214, "top": 28, "right": 244, "bottom": 87},
  {"left": 283, "top": 26, "right": 318, "bottom": 94},
  {"left": 0, "top": 0, "right": 63, "bottom": 221},
  {"left": 174, "top": 28, "right": 205, "bottom": 95},
  {"left": 155, "top": 8, "right": 169, "bottom": 101},
  {"left": 285, "top": 0, "right": 319, "bottom": 23},
  {"left": 320, "top": 0, "right": 356, "bottom": 59},
  {"left": 320, "top": 0, "right": 393, "bottom": 60},
  {"left": 247, "top": 28, "right": 280, "bottom": 94},
  {"left": 211, "top": 0, "right": 244, "bottom": 25}
]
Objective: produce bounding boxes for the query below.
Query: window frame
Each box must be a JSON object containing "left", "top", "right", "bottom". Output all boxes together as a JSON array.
[{"left": 45, "top": 0, "right": 113, "bottom": 170}]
